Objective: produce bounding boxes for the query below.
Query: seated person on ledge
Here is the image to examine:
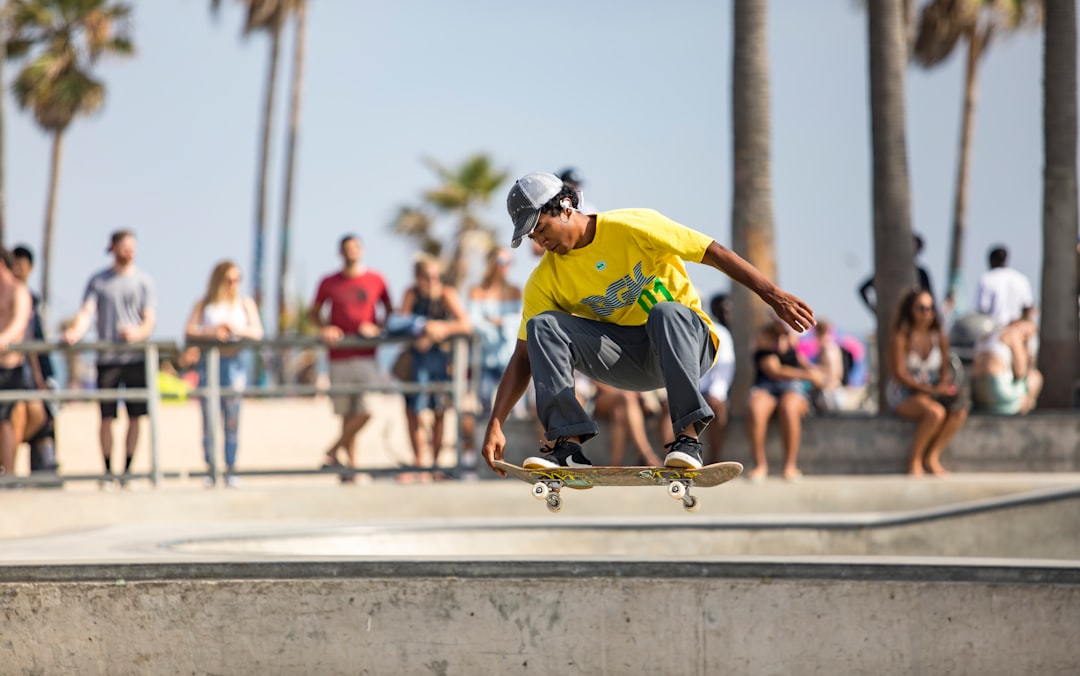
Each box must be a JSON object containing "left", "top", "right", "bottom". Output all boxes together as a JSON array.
[
  {"left": 886, "top": 288, "right": 969, "bottom": 477},
  {"left": 745, "top": 315, "right": 824, "bottom": 482},
  {"left": 971, "top": 308, "right": 1042, "bottom": 415}
]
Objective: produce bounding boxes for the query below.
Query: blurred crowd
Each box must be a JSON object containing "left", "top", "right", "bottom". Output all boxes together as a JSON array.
[{"left": 0, "top": 170, "right": 1047, "bottom": 485}]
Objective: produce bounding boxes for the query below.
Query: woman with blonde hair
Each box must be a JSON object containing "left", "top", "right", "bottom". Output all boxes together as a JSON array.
[{"left": 184, "top": 261, "right": 264, "bottom": 486}]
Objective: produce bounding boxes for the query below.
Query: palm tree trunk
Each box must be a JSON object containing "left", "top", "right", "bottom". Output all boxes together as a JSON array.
[
  {"left": 945, "top": 28, "right": 984, "bottom": 307},
  {"left": 252, "top": 22, "right": 282, "bottom": 383},
  {"left": 729, "top": 0, "right": 777, "bottom": 415},
  {"left": 1039, "top": 0, "right": 1079, "bottom": 408},
  {"left": 40, "top": 130, "right": 64, "bottom": 330},
  {"left": 868, "top": 0, "right": 917, "bottom": 406},
  {"left": 0, "top": 8, "right": 7, "bottom": 248},
  {"left": 276, "top": 0, "right": 307, "bottom": 338}
]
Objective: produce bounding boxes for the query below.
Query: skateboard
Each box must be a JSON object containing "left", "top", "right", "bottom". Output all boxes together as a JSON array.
[{"left": 493, "top": 460, "right": 743, "bottom": 513}]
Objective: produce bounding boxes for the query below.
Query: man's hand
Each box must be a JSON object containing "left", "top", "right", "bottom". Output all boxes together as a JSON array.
[
  {"left": 61, "top": 328, "right": 80, "bottom": 345},
  {"left": 482, "top": 419, "right": 508, "bottom": 476},
  {"left": 767, "top": 291, "right": 816, "bottom": 333},
  {"left": 320, "top": 325, "right": 344, "bottom": 345},
  {"left": 118, "top": 326, "right": 142, "bottom": 343},
  {"left": 357, "top": 321, "right": 381, "bottom": 338}
]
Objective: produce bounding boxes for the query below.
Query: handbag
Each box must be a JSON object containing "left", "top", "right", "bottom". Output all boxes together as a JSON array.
[{"left": 392, "top": 349, "right": 415, "bottom": 382}]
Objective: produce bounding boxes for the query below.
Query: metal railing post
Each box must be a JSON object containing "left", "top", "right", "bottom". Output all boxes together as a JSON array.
[
  {"left": 206, "top": 346, "right": 222, "bottom": 487},
  {"left": 144, "top": 344, "right": 163, "bottom": 488},
  {"left": 451, "top": 335, "right": 469, "bottom": 472}
]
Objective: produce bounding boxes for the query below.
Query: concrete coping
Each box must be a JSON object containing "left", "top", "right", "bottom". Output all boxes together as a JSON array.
[{"left": 3, "top": 559, "right": 1079, "bottom": 586}]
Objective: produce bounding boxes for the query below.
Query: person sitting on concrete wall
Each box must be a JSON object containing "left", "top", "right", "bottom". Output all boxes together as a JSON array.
[
  {"left": 745, "top": 314, "right": 824, "bottom": 482},
  {"left": 971, "top": 308, "right": 1043, "bottom": 415},
  {"left": 885, "top": 288, "right": 969, "bottom": 477}
]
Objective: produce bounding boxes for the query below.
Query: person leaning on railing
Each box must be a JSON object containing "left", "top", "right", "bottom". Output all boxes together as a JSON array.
[
  {"left": 309, "top": 234, "right": 393, "bottom": 482},
  {"left": 62, "top": 229, "right": 156, "bottom": 489},
  {"left": 184, "top": 260, "right": 264, "bottom": 487},
  {"left": 0, "top": 248, "right": 32, "bottom": 478}
]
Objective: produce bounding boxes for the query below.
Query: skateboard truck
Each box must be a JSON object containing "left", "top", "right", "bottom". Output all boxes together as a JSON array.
[
  {"left": 531, "top": 480, "right": 563, "bottom": 512},
  {"left": 666, "top": 480, "right": 699, "bottom": 512}
]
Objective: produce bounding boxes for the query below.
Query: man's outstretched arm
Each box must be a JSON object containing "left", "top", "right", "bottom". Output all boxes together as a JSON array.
[
  {"left": 482, "top": 340, "right": 533, "bottom": 476},
  {"left": 700, "top": 241, "right": 815, "bottom": 332}
]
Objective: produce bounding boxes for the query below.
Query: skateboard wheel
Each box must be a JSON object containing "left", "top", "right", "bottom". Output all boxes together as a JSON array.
[
  {"left": 531, "top": 482, "right": 550, "bottom": 500},
  {"left": 683, "top": 495, "right": 700, "bottom": 513},
  {"left": 546, "top": 493, "right": 563, "bottom": 513},
  {"left": 668, "top": 481, "right": 686, "bottom": 499}
]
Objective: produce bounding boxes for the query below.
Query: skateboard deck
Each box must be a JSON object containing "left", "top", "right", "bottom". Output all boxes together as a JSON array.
[{"left": 494, "top": 460, "right": 743, "bottom": 512}]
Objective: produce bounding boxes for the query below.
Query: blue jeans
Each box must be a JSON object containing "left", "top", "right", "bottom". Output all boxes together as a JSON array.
[
  {"left": 198, "top": 355, "right": 246, "bottom": 469},
  {"left": 403, "top": 347, "right": 451, "bottom": 413}
]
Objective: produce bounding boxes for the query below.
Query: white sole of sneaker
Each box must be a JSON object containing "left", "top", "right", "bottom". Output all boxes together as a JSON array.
[
  {"left": 523, "top": 457, "right": 558, "bottom": 470},
  {"left": 664, "top": 452, "right": 703, "bottom": 470}
]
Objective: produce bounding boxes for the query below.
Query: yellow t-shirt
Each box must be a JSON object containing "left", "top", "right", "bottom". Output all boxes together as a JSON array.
[{"left": 518, "top": 208, "right": 718, "bottom": 351}]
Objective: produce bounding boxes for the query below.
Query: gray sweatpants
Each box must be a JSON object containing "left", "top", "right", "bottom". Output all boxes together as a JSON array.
[{"left": 526, "top": 302, "right": 717, "bottom": 443}]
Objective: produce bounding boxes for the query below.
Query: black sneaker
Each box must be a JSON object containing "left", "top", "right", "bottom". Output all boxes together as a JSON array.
[
  {"left": 663, "top": 435, "right": 704, "bottom": 469},
  {"left": 523, "top": 439, "right": 593, "bottom": 469}
]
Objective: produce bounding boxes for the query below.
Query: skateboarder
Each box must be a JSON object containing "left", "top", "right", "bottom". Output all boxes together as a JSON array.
[{"left": 482, "top": 172, "right": 815, "bottom": 474}]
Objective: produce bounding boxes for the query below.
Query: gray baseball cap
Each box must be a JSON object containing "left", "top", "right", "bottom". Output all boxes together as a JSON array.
[{"left": 507, "top": 172, "right": 564, "bottom": 248}]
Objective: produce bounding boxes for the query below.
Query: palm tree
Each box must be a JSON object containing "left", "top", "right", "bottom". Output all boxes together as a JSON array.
[
  {"left": 210, "top": 0, "right": 300, "bottom": 327},
  {"left": 212, "top": 0, "right": 302, "bottom": 384},
  {"left": 391, "top": 154, "right": 508, "bottom": 289},
  {"left": 275, "top": 0, "right": 307, "bottom": 338},
  {"left": 0, "top": 3, "right": 9, "bottom": 247},
  {"left": 869, "top": 0, "right": 917, "bottom": 405},
  {"left": 7, "top": 0, "right": 133, "bottom": 321},
  {"left": 1039, "top": 0, "right": 1079, "bottom": 408},
  {"left": 913, "top": 0, "right": 1042, "bottom": 308},
  {"left": 728, "top": 0, "right": 777, "bottom": 414}
]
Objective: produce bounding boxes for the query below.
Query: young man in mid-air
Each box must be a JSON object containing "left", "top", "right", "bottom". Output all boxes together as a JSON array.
[{"left": 482, "top": 172, "right": 815, "bottom": 473}]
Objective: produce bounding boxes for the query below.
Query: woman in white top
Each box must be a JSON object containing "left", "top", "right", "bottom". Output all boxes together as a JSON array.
[
  {"left": 184, "top": 261, "right": 264, "bottom": 485},
  {"left": 887, "top": 288, "right": 968, "bottom": 476},
  {"left": 462, "top": 248, "right": 523, "bottom": 465},
  {"left": 971, "top": 312, "right": 1042, "bottom": 414}
]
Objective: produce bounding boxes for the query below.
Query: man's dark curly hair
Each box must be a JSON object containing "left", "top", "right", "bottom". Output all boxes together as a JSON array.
[{"left": 539, "top": 185, "right": 579, "bottom": 217}]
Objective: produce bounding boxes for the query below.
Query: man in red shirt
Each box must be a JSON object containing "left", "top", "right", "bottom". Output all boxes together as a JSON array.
[{"left": 309, "top": 235, "right": 393, "bottom": 478}]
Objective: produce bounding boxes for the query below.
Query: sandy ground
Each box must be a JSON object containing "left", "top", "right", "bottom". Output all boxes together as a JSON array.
[{"left": 9, "top": 393, "right": 463, "bottom": 483}]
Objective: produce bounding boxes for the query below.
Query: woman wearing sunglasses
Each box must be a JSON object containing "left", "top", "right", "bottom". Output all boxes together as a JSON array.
[{"left": 886, "top": 288, "right": 969, "bottom": 476}]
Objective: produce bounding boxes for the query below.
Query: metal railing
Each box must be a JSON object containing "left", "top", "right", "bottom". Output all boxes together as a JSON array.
[{"left": 0, "top": 334, "right": 478, "bottom": 489}]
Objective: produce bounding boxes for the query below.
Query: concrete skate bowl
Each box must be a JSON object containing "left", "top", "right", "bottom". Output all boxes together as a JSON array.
[
  {"left": 165, "top": 483, "right": 1080, "bottom": 560},
  {"left": 5, "top": 484, "right": 1080, "bottom": 674}
]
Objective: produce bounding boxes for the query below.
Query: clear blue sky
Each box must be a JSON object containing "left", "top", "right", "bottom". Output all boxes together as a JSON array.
[{"left": 4, "top": 0, "right": 1055, "bottom": 339}]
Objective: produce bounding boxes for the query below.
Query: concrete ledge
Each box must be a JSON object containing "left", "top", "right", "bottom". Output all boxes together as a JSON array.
[
  {"left": 2, "top": 561, "right": 1078, "bottom": 675},
  {"left": 502, "top": 412, "right": 1080, "bottom": 474},
  {"left": 2, "top": 558, "right": 1080, "bottom": 584}
]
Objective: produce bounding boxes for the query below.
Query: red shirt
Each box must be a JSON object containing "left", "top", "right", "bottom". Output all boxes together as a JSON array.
[{"left": 312, "top": 269, "right": 392, "bottom": 360}]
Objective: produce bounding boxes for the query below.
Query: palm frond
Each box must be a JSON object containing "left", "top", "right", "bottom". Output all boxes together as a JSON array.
[
  {"left": 913, "top": 0, "right": 974, "bottom": 66},
  {"left": 7, "top": 0, "right": 134, "bottom": 131},
  {"left": 423, "top": 185, "right": 469, "bottom": 211},
  {"left": 389, "top": 205, "right": 434, "bottom": 240}
]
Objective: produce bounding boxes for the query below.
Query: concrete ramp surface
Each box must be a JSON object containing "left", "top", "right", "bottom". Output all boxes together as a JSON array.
[{"left": 2, "top": 476, "right": 1079, "bottom": 674}]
